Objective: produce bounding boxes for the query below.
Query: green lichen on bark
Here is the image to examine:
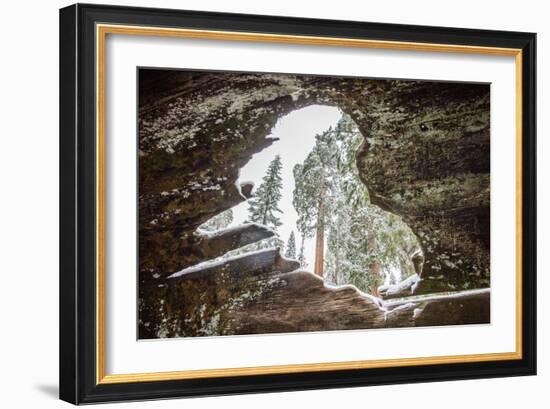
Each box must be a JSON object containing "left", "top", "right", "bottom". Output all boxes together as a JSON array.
[{"left": 355, "top": 81, "right": 490, "bottom": 293}]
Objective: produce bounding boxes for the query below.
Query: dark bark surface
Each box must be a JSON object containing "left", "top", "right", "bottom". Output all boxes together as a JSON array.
[
  {"left": 137, "top": 69, "right": 490, "bottom": 338},
  {"left": 382, "top": 289, "right": 490, "bottom": 327},
  {"left": 141, "top": 262, "right": 489, "bottom": 338}
]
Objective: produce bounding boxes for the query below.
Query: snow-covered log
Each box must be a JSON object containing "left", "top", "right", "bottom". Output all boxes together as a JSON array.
[
  {"left": 382, "top": 288, "right": 490, "bottom": 327},
  {"left": 141, "top": 264, "right": 490, "bottom": 338},
  {"left": 170, "top": 248, "right": 300, "bottom": 281},
  {"left": 378, "top": 274, "right": 420, "bottom": 299},
  {"left": 190, "top": 222, "right": 275, "bottom": 264},
  {"left": 226, "top": 271, "right": 387, "bottom": 335}
]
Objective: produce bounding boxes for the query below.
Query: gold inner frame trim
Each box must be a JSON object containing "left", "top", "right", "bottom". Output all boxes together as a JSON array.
[{"left": 95, "top": 23, "right": 523, "bottom": 385}]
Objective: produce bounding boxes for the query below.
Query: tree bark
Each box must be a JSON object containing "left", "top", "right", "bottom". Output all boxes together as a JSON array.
[
  {"left": 314, "top": 192, "right": 325, "bottom": 277},
  {"left": 333, "top": 214, "right": 340, "bottom": 285},
  {"left": 367, "top": 230, "right": 381, "bottom": 294},
  {"left": 169, "top": 248, "right": 299, "bottom": 282}
]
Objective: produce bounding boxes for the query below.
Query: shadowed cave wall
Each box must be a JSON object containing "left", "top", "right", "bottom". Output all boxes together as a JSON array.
[{"left": 137, "top": 69, "right": 490, "bottom": 338}]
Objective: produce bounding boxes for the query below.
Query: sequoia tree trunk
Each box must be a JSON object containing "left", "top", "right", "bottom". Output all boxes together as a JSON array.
[
  {"left": 314, "top": 191, "right": 325, "bottom": 277},
  {"left": 367, "top": 230, "right": 381, "bottom": 295}
]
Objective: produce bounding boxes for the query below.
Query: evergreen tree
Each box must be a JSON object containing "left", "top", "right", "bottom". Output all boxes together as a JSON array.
[
  {"left": 240, "top": 155, "right": 285, "bottom": 251},
  {"left": 293, "top": 127, "right": 340, "bottom": 277},
  {"left": 294, "top": 114, "right": 421, "bottom": 294},
  {"left": 247, "top": 155, "right": 283, "bottom": 228},
  {"left": 285, "top": 231, "right": 297, "bottom": 259},
  {"left": 324, "top": 116, "right": 420, "bottom": 293},
  {"left": 199, "top": 209, "right": 233, "bottom": 232}
]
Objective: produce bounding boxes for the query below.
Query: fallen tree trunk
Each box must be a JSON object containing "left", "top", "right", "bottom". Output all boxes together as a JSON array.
[
  {"left": 141, "top": 249, "right": 490, "bottom": 338},
  {"left": 189, "top": 222, "right": 275, "bottom": 264},
  {"left": 378, "top": 274, "right": 420, "bottom": 299},
  {"left": 169, "top": 247, "right": 299, "bottom": 281},
  {"left": 382, "top": 288, "right": 490, "bottom": 327}
]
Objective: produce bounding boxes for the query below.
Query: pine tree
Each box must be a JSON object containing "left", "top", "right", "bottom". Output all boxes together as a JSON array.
[
  {"left": 248, "top": 155, "right": 283, "bottom": 228},
  {"left": 322, "top": 115, "right": 420, "bottom": 293},
  {"left": 285, "top": 231, "right": 297, "bottom": 259},
  {"left": 293, "top": 114, "right": 421, "bottom": 293},
  {"left": 293, "top": 128, "right": 340, "bottom": 277},
  {"left": 244, "top": 155, "right": 284, "bottom": 250}
]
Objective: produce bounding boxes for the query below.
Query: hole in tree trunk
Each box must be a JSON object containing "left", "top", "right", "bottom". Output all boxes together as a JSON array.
[
  {"left": 137, "top": 69, "right": 490, "bottom": 338},
  {"left": 197, "top": 106, "right": 423, "bottom": 298}
]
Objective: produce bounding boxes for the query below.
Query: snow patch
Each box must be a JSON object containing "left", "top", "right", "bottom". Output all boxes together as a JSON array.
[
  {"left": 384, "top": 302, "right": 417, "bottom": 321},
  {"left": 382, "top": 287, "right": 490, "bottom": 307},
  {"left": 303, "top": 272, "right": 385, "bottom": 308},
  {"left": 412, "top": 308, "right": 423, "bottom": 319},
  {"left": 196, "top": 222, "right": 274, "bottom": 240}
]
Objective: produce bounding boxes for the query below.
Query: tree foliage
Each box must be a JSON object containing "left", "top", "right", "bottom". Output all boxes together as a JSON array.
[
  {"left": 285, "top": 231, "right": 297, "bottom": 259},
  {"left": 234, "top": 155, "right": 285, "bottom": 253},
  {"left": 293, "top": 125, "right": 345, "bottom": 275},
  {"left": 248, "top": 155, "right": 283, "bottom": 228},
  {"left": 292, "top": 128, "right": 340, "bottom": 238},
  {"left": 294, "top": 114, "right": 421, "bottom": 293}
]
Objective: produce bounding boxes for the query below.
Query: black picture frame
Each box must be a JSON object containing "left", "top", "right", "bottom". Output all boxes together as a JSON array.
[{"left": 60, "top": 3, "right": 536, "bottom": 404}]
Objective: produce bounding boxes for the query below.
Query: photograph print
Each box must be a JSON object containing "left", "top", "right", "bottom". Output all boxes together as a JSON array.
[{"left": 138, "top": 69, "right": 490, "bottom": 339}]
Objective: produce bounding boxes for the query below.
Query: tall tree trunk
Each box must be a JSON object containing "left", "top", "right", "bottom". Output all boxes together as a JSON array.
[
  {"left": 367, "top": 230, "right": 381, "bottom": 295},
  {"left": 261, "top": 198, "right": 269, "bottom": 226},
  {"left": 314, "top": 193, "right": 325, "bottom": 277},
  {"left": 334, "top": 214, "right": 340, "bottom": 285}
]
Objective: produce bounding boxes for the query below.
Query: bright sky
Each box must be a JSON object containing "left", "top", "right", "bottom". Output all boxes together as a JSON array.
[{"left": 230, "top": 105, "right": 343, "bottom": 268}]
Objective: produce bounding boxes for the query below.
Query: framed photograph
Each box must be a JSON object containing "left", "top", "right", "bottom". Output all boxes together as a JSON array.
[{"left": 59, "top": 3, "right": 536, "bottom": 404}]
